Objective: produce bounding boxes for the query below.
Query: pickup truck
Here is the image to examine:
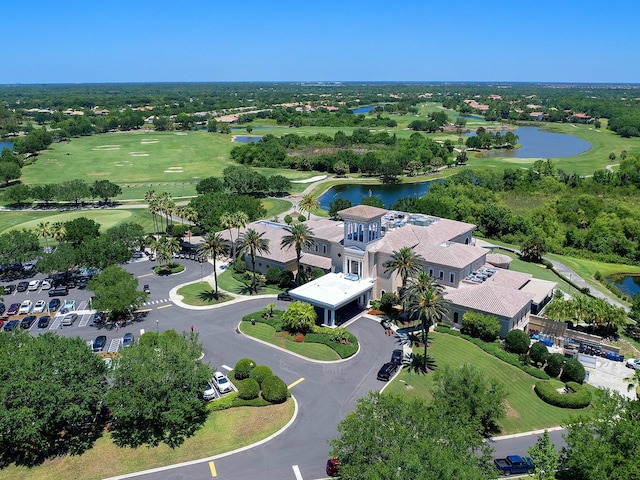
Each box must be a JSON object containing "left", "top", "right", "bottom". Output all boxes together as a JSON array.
[{"left": 494, "top": 455, "right": 535, "bottom": 475}]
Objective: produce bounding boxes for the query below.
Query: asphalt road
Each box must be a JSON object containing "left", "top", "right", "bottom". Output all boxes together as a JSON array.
[{"left": 3, "top": 259, "right": 565, "bottom": 479}]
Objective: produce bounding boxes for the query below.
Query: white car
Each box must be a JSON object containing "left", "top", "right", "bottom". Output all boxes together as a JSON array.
[
  {"left": 18, "top": 300, "right": 33, "bottom": 315},
  {"left": 32, "top": 300, "right": 47, "bottom": 314},
  {"left": 28, "top": 280, "right": 41, "bottom": 291},
  {"left": 212, "top": 371, "right": 233, "bottom": 394},
  {"left": 41, "top": 279, "right": 52, "bottom": 290},
  {"left": 627, "top": 358, "right": 640, "bottom": 370},
  {"left": 203, "top": 381, "right": 216, "bottom": 401}
]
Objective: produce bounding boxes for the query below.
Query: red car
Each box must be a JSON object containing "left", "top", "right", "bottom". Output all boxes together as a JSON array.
[
  {"left": 326, "top": 457, "right": 340, "bottom": 477},
  {"left": 7, "top": 303, "right": 20, "bottom": 316}
]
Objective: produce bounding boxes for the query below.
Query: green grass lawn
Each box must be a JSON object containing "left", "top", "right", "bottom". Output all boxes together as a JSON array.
[
  {"left": 176, "top": 281, "right": 234, "bottom": 306},
  {"left": 0, "top": 401, "right": 294, "bottom": 480},
  {"left": 216, "top": 269, "right": 284, "bottom": 296},
  {"left": 262, "top": 198, "right": 293, "bottom": 220},
  {"left": 384, "top": 332, "right": 591, "bottom": 434},
  {"left": 238, "top": 321, "right": 341, "bottom": 361}
]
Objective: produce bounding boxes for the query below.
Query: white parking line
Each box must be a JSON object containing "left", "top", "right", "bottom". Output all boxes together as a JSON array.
[
  {"left": 292, "top": 465, "right": 303, "bottom": 480},
  {"left": 221, "top": 365, "right": 232, "bottom": 371}
]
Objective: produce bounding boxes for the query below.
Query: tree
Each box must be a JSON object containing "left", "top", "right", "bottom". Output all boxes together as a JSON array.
[
  {"left": 195, "top": 176, "right": 224, "bottom": 195},
  {"left": 521, "top": 233, "right": 548, "bottom": 263},
  {"left": 505, "top": 329, "right": 531, "bottom": 354},
  {"left": 529, "top": 342, "right": 550, "bottom": 366},
  {"left": 333, "top": 161, "right": 349, "bottom": 177},
  {"left": 561, "top": 358, "right": 586, "bottom": 384},
  {"left": 528, "top": 430, "right": 559, "bottom": 480},
  {"left": 238, "top": 228, "right": 270, "bottom": 294},
  {"left": 281, "top": 301, "right": 316, "bottom": 334},
  {"left": 379, "top": 161, "right": 402, "bottom": 184},
  {"left": 360, "top": 195, "right": 384, "bottom": 208},
  {"left": 77, "top": 235, "right": 132, "bottom": 270},
  {"left": 89, "top": 179, "right": 121, "bottom": 203},
  {"left": 625, "top": 369, "right": 640, "bottom": 398},
  {"left": 281, "top": 222, "right": 315, "bottom": 286},
  {"left": 57, "top": 179, "right": 90, "bottom": 206},
  {"left": 31, "top": 183, "right": 57, "bottom": 205},
  {"left": 5, "top": 183, "right": 31, "bottom": 206},
  {"left": 52, "top": 221, "right": 67, "bottom": 244},
  {"left": 298, "top": 193, "right": 319, "bottom": 220},
  {"left": 328, "top": 198, "right": 352, "bottom": 220},
  {"left": 197, "top": 233, "right": 230, "bottom": 298},
  {"left": 36, "top": 221, "right": 52, "bottom": 251},
  {"left": 145, "top": 190, "right": 159, "bottom": 233},
  {"left": 0, "top": 331, "right": 107, "bottom": 466},
  {"left": 0, "top": 229, "right": 40, "bottom": 266},
  {"left": 0, "top": 160, "right": 21, "bottom": 185},
  {"left": 156, "top": 235, "right": 180, "bottom": 266},
  {"left": 560, "top": 390, "right": 640, "bottom": 479},
  {"left": 87, "top": 265, "right": 147, "bottom": 319},
  {"left": 106, "top": 222, "right": 145, "bottom": 251},
  {"left": 402, "top": 272, "right": 449, "bottom": 373},
  {"left": 105, "top": 330, "right": 213, "bottom": 448},
  {"left": 432, "top": 364, "right": 507, "bottom": 436},
  {"left": 383, "top": 246, "right": 424, "bottom": 292},
  {"left": 64, "top": 217, "right": 101, "bottom": 247},
  {"left": 329, "top": 392, "right": 496, "bottom": 480},
  {"left": 461, "top": 312, "right": 501, "bottom": 342}
]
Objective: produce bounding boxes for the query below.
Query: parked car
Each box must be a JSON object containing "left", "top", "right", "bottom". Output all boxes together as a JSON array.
[
  {"left": 7, "top": 303, "right": 20, "bottom": 316},
  {"left": 77, "top": 277, "right": 89, "bottom": 289},
  {"left": 37, "top": 316, "right": 51, "bottom": 329},
  {"left": 203, "top": 381, "right": 216, "bottom": 401},
  {"left": 122, "top": 332, "right": 134, "bottom": 347},
  {"left": 326, "top": 457, "right": 340, "bottom": 477},
  {"left": 21, "top": 315, "right": 37, "bottom": 329},
  {"left": 40, "top": 279, "right": 52, "bottom": 290},
  {"left": 17, "top": 281, "right": 29, "bottom": 292},
  {"left": 627, "top": 358, "right": 640, "bottom": 370},
  {"left": 60, "top": 300, "right": 76, "bottom": 314},
  {"left": 61, "top": 313, "right": 78, "bottom": 326},
  {"left": 376, "top": 362, "right": 398, "bottom": 381},
  {"left": 277, "top": 292, "right": 293, "bottom": 301},
  {"left": 212, "top": 371, "right": 233, "bottom": 394},
  {"left": 143, "top": 284, "right": 150, "bottom": 294},
  {"left": 3, "top": 319, "right": 19, "bottom": 331},
  {"left": 28, "top": 280, "right": 41, "bottom": 291},
  {"left": 48, "top": 286, "right": 69, "bottom": 297},
  {"left": 0, "top": 303, "right": 5, "bottom": 316},
  {"left": 494, "top": 455, "right": 535, "bottom": 475},
  {"left": 93, "top": 335, "right": 107, "bottom": 352},
  {"left": 391, "top": 349, "right": 406, "bottom": 365},
  {"left": 48, "top": 298, "right": 61, "bottom": 312},
  {"left": 18, "top": 300, "right": 33, "bottom": 315},
  {"left": 32, "top": 300, "right": 47, "bottom": 314},
  {"left": 3, "top": 284, "right": 16, "bottom": 294}
]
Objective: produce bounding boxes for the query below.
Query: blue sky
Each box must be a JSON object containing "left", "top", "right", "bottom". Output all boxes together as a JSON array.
[{"left": 2, "top": 0, "right": 637, "bottom": 84}]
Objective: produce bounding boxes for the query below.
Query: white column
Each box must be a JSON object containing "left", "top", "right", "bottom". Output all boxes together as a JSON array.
[
  {"left": 330, "top": 309, "right": 335, "bottom": 327},
  {"left": 324, "top": 309, "right": 328, "bottom": 324}
]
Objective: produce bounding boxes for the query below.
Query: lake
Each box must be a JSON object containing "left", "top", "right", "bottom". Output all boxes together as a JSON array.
[
  {"left": 0, "top": 141, "right": 14, "bottom": 151},
  {"left": 232, "top": 135, "right": 263, "bottom": 144},
  {"left": 319, "top": 180, "right": 435, "bottom": 210},
  {"left": 471, "top": 126, "right": 591, "bottom": 158},
  {"left": 607, "top": 275, "right": 640, "bottom": 297},
  {"left": 352, "top": 105, "right": 375, "bottom": 114}
]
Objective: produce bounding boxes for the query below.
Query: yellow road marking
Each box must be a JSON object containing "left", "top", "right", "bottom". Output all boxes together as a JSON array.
[
  {"left": 208, "top": 460, "right": 217, "bottom": 477},
  {"left": 157, "top": 304, "right": 172, "bottom": 310},
  {"left": 133, "top": 308, "right": 152, "bottom": 314},
  {"left": 137, "top": 273, "right": 153, "bottom": 278},
  {"left": 287, "top": 377, "right": 304, "bottom": 389}
]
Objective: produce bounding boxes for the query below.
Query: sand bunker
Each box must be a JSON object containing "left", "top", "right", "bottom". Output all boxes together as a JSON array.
[
  {"left": 292, "top": 175, "right": 327, "bottom": 184},
  {"left": 164, "top": 167, "right": 184, "bottom": 173}
]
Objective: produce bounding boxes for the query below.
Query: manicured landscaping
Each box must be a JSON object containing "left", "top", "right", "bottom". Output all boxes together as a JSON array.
[
  {"left": 176, "top": 281, "right": 233, "bottom": 306},
  {"left": 216, "top": 268, "right": 284, "bottom": 296},
  {"left": 153, "top": 262, "right": 185, "bottom": 276},
  {"left": 2, "top": 401, "right": 294, "bottom": 480},
  {"left": 384, "top": 332, "right": 592, "bottom": 434}
]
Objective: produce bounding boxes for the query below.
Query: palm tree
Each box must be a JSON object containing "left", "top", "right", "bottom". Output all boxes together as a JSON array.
[
  {"left": 299, "top": 193, "right": 319, "bottom": 220},
  {"left": 233, "top": 211, "right": 249, "bottom": 254},
  {"left": 383, "top": 246, "right": 424, "bottom": 294},
  {"left": 36, "top": 221, "right": 52, "bottom": 251},
  {"left": 238, "top": 228, "right": 270, "bottom": 294},
  {"left": 626, "top": 370, "right": 640, "bottom": 399},
  {"left": 220, "top": 212, "right": 235, "bottom": 255},
  {"left": 145, "top": 234, "right": 159, "bottom": 258},
  {"left": 281, "top": 222, "right": 315, "bottom": 286},
  {"left": 52, "top": 222, "right": 67, "bottom": 245},
  {"left": 145, "top": 190, "right": 159, "bottom": 233},
  {"left": 197, "top": 233, "right": 230, "bottom": 298},
  {"left": 402, "top": 275, "right": 449, "bottom": 373},
  {"left": 156, "top": 236, "right": 180, "bottom": 266},
  {"left": 182, "top": 206, "right": 199, "bottom": 243}
]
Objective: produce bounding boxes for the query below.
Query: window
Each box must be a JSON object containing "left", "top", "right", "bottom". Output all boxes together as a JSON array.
[
  {"left": 428, "top": 268, "right": 434, "bottom": 278},
  {"left": 465, "top": 237, "right": 469, "bottom": 245},
  {"left": 453, "top": 312, "right": 459, "bottom": 324},
  {"left": 449, "top": 273, "right": 455, "bottom": 283},
  {"left": 438, "top": 270, "right": 444, "bottom": 280},
  {"left": 315, "top": 244, "right": 318, "bottom": 252},
  {"left": 322, "top": 245, "right": 327, "bottom": 254}
]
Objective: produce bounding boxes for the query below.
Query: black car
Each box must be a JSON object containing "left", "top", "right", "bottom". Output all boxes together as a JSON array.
[
  {"left": 17, "top": 281, "right": 29, "bottom": 292},
  {"left": 3, "top": 319, "right": 19, "bottom": 331},
  {"left": 391, "top": 349, "right": 405, "bottom": 365},
  {"left": 3, "top": 284, "right": 16, "bottom": 294},
  {"left": 48, "top": 286, "right": 69, "bottom": 297},
  {"left": 143, "top": 284, "right": 150, "bottom": 294},
  {"left": 376, "top": 362, "right": 399, "bottom": 381},
  {"left": 77, "top": 277, "right": 89, "bottom": 289},
  {"left": 277, "top": 292, "right": 293, "bottom": 301},
  {"left": 48, "top": 298, "right": 61, "bottom": 312},
  {"left": 0, "top": 303, "right": 5, "bottom": 316},
  {"left": 93, "top": 335, "right": 107, "bottom": 352},
  {"left": 37, "top": 316, "right": 51, "bottom": 329},
  {"left": 21, "top": 315, "right": 37, "bottom": 329}
]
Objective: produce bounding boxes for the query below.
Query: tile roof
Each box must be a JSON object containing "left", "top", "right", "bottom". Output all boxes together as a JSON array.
[
  {"left": 484, "top": 269, "right": 532, "bottom": 289},
  {"left": 445, "top": 283, "right": 534, "bottom": 318},
  {"left": 418, "top": 241, "right": 486, "bottom": 268},
  {"left": 339, "top": 205, "right": 388, "bottom": 221}
]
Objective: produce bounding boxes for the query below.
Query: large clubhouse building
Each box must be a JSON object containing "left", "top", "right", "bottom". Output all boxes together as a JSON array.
[{"left": 227, "top": 205, "right": 555, "bottom": 337}]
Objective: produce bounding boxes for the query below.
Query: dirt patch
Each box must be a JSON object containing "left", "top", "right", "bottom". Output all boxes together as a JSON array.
[{"left": 504, "top": 401, "right": 520, "bottom": 419}]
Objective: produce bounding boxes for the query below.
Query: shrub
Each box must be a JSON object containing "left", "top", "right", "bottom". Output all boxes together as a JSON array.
[
  {"left": 207, "top": 392, "right": 238, "bottom": 411},
  {"left": 232, "top": 260, "right": 247, "bottom": 273},
  {"left": 232, "top": 396, "right": 271, "bottom": 407},
  {"left": 190, "top": 226, "right": 201, "bottom": 235},
  {"left": 171, "top": 224, "right": 189, "bottom": 238},
  {"left": 297, "top": 214, "right": 306, "bottom": 223},
  {"left": 561, "top": 358, "right": 586, "bottom": 384},
  {"left": 295, "top": 333, "right": 304, "bottom": 342},
  {"left": 461, "top": 312, "right": 500, "bottom": 342},
  {"left": 379, "top": 292, "right": 399, "bottom": 314},
  {"left": 252, "top": 365, "right": 273, "bottom": 386},
  {"left": 265, "top": 267, "right": 282, "bottom": 285},
  {"left": 237, "top": 378, "right": 260, "bottom": 400},
  {"left": 534, "top": 381, "right": 592, "bottom": 408},
  {"left": 504, "top": 329, "right": 531, "bottom": 354},
  {"left": 234, "top": 357, "right": 255, "bottom": 380},
  {"left": 545, "top": 353, "right": 564, "bottom": 377},
  {"left": 284, "top": 214, "right": 292, "bottom": 225},
  {"left": 281, "top": 301, "right": 316, "bottom": 334},
  {"left": 278, "top": 270, "right": 294, "bottom": 288},
  {"left": 529, "top": 342, "right": 549, "bottom": 366},
  {"left": 304, "top": 332, "right": 359, "bottom": 358},
  {"left": 261, "top": 375, "right": 288, "bottom": 404}
]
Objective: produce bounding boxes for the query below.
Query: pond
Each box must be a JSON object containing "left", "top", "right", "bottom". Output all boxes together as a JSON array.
[
  {"left": 470, "top": 126, "right": 592, "bottom": 158},
  {"left": 232, "top": 135, "right": 263, "bottom": 144},
  {"left": 0, "top": 140, "right": 14, "bottom": 151},
  {"left": 351, "top": 105, "right": 375, "bottom": 114},
  {"left": 318, "top": 180, "right": 436, "bottom": 210},
  {"left": 607, "top": 275, "right": 640, "bottom": 297}
]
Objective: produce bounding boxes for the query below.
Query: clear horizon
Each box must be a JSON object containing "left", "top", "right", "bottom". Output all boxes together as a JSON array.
[{"left": 2, "top": 0, "right": 637, "bottom": 84}]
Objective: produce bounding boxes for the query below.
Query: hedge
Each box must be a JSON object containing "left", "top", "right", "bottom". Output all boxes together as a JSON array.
[
  {"left": 304, "top": 332, "right": 359, "bottom": 358},
  {"left": 435, "top": 326, "right": 550, "bottom": 380},
  {"left": 261, "top": 375, "right": 288, "bottom": 404},
  {"left": 234, "top": 358, "right": 256, "bottom": 380},
  {"left": 237, "top": 378, "right": 260, "bottom": 400},
  {"left": 206, "top": 392, "right": 238, "bottom": 411},
  {"left": 534, "top": 381, "right": 592, "bottom": 409},
  {"left": 232, "top": 396, "right": 272, "bottom": 407},
  {"left": 252, "top": 365, "right": 273, "bottom": 387},
  {"left": 561, "top": 358, "right": 586, "bottom": 384}
]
